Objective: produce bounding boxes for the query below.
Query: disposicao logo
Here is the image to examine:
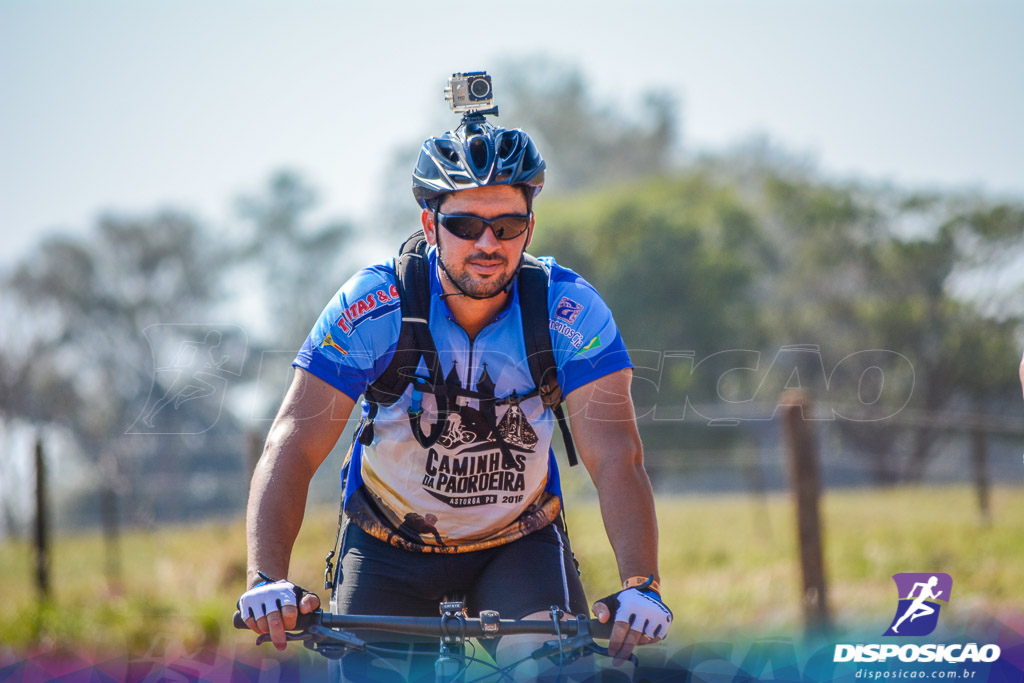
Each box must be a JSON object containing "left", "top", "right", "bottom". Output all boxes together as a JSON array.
[
  {"left": 833, "top": 572, "right": 1001, "bottom": 664},
  {"left": 883, "top": 572, "right": 952, "bottom": 637}
]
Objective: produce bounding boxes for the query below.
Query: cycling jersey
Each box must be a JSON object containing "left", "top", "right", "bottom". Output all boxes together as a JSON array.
[{"left": 294, "top": 245, "right": 631, "bottom": 551}]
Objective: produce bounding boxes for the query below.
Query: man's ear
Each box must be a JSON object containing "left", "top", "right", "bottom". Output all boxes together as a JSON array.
[{"left": 422, "top": 208, "right": 438, "bottom": 245}]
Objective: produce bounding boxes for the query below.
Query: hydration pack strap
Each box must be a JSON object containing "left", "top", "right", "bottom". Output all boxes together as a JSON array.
[
  {"left": 324, "top": 441, "right": 354, "bottom": 593},
  {"left": 518, "top": 255, "right": 578, "bottom": 467},
  {"left": 362, "top": 232, "right": 454, "bottom": 448}
]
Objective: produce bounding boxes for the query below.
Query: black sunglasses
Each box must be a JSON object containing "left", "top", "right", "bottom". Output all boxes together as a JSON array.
[{"left": 435, "top": 211, "right": 532, "bottom": 241}]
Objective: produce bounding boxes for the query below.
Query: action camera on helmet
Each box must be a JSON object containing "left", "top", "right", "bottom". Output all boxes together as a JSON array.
[
  {"left": 413, "top": 70, "right": 544, "bottom": 208},
  {"left": 444, "top": 72, "right": 495, "bottom": 115}
]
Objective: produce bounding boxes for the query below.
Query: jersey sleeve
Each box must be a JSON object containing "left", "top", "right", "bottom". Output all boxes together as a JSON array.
[
  {"left": 292, "top": 262, "right": 403, "bottom": 402},
  {"left": 542, "top": 259, "right": 633, "bottom": 396}
]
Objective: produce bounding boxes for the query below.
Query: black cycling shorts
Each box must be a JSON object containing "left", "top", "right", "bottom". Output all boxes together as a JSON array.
[{"left": 332, "top": 520, "right": 589, "bottom": 620}]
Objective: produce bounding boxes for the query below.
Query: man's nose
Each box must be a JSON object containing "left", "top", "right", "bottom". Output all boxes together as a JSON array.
[{"left": 474, "top": 225, "right": 501, "bottom": 251}]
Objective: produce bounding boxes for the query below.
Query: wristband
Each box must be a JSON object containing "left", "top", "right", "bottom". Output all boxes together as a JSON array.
[
  {"left": 622, "top": 575, "right": 661, "bottom": 596},
  {"left": 251, "top": 570, "right": 279, "bottom": 589}
]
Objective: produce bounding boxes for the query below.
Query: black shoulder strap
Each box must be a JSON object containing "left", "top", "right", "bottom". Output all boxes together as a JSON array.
[
  {"left": 361, "top": 231, "right": 453, "bottom": 448},
  {"left": 518, "top": 254, "right": 579, "bottom": 467},
  {"left": 364, "top": 231, "right": 431, "bottom": 408}
]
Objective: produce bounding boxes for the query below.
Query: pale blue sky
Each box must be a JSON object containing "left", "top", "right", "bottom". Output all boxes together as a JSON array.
[{"left": 2, "top": 0, "right": 1022, "bottom": 265}]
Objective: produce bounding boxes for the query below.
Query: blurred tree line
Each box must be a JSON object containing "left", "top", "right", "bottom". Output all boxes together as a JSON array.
[
  {"left": 532, "top": 148, "right": 1024, "bottom": 484},
  {"left": 2, "top": 59, "right": 1023, "bottom": 536}
]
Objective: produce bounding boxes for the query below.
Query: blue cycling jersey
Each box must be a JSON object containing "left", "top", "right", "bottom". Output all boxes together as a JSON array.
[{"left": 294, "top": 246, "right": 631, "bottom": 552}]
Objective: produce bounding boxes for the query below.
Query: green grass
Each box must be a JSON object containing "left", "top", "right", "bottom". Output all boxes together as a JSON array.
[{"left": 1, "top": 485, "right": 1021, "bottom": 655}]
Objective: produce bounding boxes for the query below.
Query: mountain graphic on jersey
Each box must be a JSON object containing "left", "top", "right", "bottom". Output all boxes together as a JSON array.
[{"left": 498, "top": 402, "right": 538, "bottom": 449}]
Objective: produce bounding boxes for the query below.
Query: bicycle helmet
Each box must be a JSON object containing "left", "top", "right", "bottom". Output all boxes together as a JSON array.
[{"left": 412, "top": 120, "right": 546, "bottom": 208}]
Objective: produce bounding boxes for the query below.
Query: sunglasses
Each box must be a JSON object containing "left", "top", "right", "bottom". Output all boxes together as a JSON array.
[{"left": 435, "top": 211, "right": 532, "bottom": 241}]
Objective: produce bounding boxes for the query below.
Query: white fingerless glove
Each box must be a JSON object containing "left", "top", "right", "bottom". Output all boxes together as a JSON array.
[
  {"left": 597, "top": 587, "right": 673, "bottom": 639},
  {"left": 238, "top": 574, "right": 301, "bottom": 621}
]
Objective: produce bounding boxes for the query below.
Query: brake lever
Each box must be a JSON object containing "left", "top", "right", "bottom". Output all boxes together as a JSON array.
[
  {"left": 530, "top": 614, "right": 595, "bottom": 662},
  {"left": 307, "top": 624, "right": 367, "bottom": 651},
  {"left": 584, "top": 642, "right": 639, "bottom": 668}
]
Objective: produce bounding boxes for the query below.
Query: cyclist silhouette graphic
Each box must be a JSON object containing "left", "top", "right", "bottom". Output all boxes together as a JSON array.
[
  {"left": 891, "top": 575, "right": 943, "bottom": 634},
  {"left": 437, "top": 413, "right": 477, "bottom": 449},
  {"left": 398, "top": 512, "right": 446, "bottom": 546}
]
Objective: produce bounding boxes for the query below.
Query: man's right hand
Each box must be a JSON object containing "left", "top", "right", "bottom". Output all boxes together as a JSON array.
[{"left": 238, "top": 578, "right": 321, "bottom": 651}]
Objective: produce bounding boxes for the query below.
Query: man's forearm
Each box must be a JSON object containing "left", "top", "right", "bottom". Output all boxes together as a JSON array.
[
  {"left": 243, "top": 369, "right": 353, "bottom": 589},
  {"left": 593, "top": 461, "right": 660, "bottom": 584},
  {"left": 245, "top": 447, "right": 315, "bottom": 588}
]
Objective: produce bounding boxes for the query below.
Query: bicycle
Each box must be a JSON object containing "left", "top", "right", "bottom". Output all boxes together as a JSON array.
[{"left": 233, "top": 598, "right": 637, "bottom": 682}]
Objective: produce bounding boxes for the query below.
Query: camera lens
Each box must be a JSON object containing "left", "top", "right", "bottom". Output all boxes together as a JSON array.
[{"left": 469, "top": 77, "right": 491, "bottom": 100}]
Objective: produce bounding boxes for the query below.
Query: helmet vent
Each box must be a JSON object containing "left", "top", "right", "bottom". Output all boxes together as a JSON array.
[
  {"left": 497, "top": 132, "right": 518, "bottom": 159},
  {"left": 435, "top": 140, "right": 459, "bottom": 163},
  {"left": 468, "top": 137, "right": 489, "bottom": 170}
]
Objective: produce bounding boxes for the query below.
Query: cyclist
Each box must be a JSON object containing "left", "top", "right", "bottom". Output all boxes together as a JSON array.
[{"left": 238, "top": 110, "right": 671, "bottom": 674}]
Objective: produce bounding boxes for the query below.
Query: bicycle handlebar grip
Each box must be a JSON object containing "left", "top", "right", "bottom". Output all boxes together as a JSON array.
[
  {"left": 588, "top": 618, "right": 615, "bottom": 640},
  {"left": 233, "top": 609, "right": 320, "bottom": 631}
]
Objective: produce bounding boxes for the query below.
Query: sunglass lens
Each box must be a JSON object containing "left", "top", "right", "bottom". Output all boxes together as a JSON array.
[
  {"left": 439, "top": 214, "right": 529, "bottom": 240},
  {"left": 491, "top": 216, "right": 529, "bottom": 239},
  {"left": 443, "top": 216, "right": 486, "bottom": 240}
]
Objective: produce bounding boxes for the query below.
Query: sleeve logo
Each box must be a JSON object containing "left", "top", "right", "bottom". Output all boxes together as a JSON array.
[
  {"left": 554, "top": 296, "right": 584, "bottom": 324},
  {"left": 321, "top": 331, "right": 348, "bottom": 355},
  {"left": 336, "top": 285, "right": 401, "bottom": 335},
  {"left": 575, "top": 335, "right": 602, "bottom": 355}
]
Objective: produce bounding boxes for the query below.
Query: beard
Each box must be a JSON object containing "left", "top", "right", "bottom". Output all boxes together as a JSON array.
[{"left": 437, "top": 245, "right": 518, "bottom": 299}]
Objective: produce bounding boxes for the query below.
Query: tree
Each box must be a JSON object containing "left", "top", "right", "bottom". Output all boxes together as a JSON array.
[
  {"left": 1, "top": 211, "right": 234, "bottom": 553},
  {"left": 232, "top": 171, "right": 356, "bottom": 353},
  {"left": 753, "top": 169, "right": 1024, "bottom": 482},
  {"left": 530, "top": 149, "right": 1024, "bottom": 485},
  {"left": 498, "top": 58, "right": 680, "bottom": 193},
  {"left": 531, "top": 171, "right": 771, "bottom": 410}
]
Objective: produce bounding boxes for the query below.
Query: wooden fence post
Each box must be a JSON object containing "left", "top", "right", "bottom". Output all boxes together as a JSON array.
[
  {"left": 34, "top": 436, "right": 51, "bottom": 601},
  {"left": 971, "top": 422, "right": 990, "bottom": 525},
  {"left": 781, "top": 389, "right": 831, "bottom": 633}
]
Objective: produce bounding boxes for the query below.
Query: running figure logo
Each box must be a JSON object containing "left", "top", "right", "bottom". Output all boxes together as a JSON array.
[
  {"left": 883, "top": 573, "right": 953, "bottom": 636},
  {"left": 128, "top": 324, "right": 246, "bottom": 434}
]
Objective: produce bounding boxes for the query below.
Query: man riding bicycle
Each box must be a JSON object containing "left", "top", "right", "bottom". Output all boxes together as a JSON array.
[{"left": 238, "top": 72, "right": 671, "bottom": 677}]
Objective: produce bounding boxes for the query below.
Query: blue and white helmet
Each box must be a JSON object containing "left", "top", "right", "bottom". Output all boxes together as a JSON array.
[{"left": 412, "top": 120, "right": 546, "bottom": 208}]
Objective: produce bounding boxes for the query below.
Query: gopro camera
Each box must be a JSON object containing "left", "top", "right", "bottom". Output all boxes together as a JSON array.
[{"left": 444, "top": 71, "right": 494, "bottom": 115}]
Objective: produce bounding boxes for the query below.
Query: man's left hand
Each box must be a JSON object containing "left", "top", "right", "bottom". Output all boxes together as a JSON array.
[{"left": 592, "top": 587, "right": 672, "bottom": 665}]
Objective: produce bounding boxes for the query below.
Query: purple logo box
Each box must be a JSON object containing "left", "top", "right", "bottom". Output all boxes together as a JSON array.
[{"left": 883, "top": 572, "right": 953, "bottom": 637}]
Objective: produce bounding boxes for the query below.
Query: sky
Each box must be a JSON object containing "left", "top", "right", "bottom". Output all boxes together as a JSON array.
[{"left": 2, "top": 0, "right": 1023, "bottom": 267}]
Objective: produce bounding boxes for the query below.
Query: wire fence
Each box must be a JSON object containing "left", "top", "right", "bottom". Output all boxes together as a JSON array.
[{"left": 3, "top": 402, "right": 1023, "bottom": 539}]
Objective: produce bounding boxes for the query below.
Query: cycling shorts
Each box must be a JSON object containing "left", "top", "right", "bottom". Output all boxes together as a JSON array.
[{"left": 332, "top": 520, "right": 588, "bottom": 620}]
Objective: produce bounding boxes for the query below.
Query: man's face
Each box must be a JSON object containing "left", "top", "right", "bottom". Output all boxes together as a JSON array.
[{"left": 423, "top": 185, "right": 534, "bottom": 299}]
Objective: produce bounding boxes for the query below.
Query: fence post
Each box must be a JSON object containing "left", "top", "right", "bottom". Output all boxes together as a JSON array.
[
  {"left": 34, "top": 436, "right": 51, "bottom": 601},
  {"left": 780, "top": 389, "right": 831, "bottom": 633},
  {"left": 971, "top": 422, "right": 990, "bottom": 525}
]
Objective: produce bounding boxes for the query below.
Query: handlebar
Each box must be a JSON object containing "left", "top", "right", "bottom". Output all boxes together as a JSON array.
[{"left": 233, "top": 609, "right": 615, "bottom": 640}]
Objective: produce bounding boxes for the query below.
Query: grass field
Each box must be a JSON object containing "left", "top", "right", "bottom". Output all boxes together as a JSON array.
[{"left": 1, "top": 485, "right": 1021, "bottom": 656}]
